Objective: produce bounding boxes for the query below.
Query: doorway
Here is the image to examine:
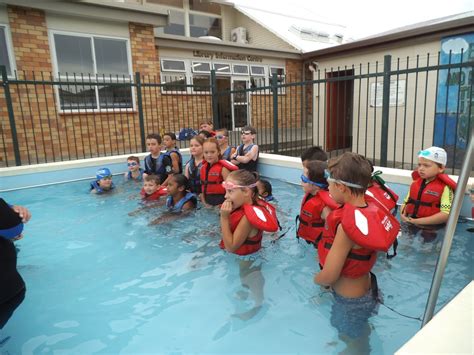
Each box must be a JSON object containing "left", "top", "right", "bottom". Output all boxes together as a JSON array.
[
  {"left": 216, "top": 77, "right": 232, "bottom": 129},
  {"left": 325, "top": 70, "right": 354, "bottom": 152},
  {"left": 231, "top": 78, "right": 250, "bottom": 129}
]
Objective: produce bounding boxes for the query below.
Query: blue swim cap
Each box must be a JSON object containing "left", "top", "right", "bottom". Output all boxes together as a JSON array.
[{"left": 96, "top": 167, "right": 112, "bottom": 180}]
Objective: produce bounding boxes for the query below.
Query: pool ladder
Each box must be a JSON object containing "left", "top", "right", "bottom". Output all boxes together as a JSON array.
[{"left": 422, "top": 128, "right": 474, "bottom": 327}]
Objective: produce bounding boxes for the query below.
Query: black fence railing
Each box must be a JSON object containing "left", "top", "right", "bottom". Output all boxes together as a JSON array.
[{"left": 1, "top": 53, "right": 472, "bottom": 174}]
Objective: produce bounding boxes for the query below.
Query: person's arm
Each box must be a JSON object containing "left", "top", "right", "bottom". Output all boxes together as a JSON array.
[
  {"left": 11, "top": 205, "right": 31, "bottom": 223},
  {"left": 182, "top": 200, "right": 195, "bottom": 211},
  {"left": 406, "top": 185, "right": 453, "bottom": 225},
  {"left": 220, "top": 200, "right": 257, "bottom": 252},
  {"left": 170, "top": 152, "right": 181, "bottom": 174},
  {"left": 314, "top": 225, "right": 354, "bottom": 286},
  {"left": 184, "top": 162, "right": 190, "bottom": 179},
  {"left": 400, "top": 190, "right": 411, "bottom": 223},
  {"left": 234, "top": 145, "right": 258, "bottom": 164},
  {"left": 200, "top": 192, "right": 211, "bottom": 208},
  {"left": 321, "top": 206, "right": 332, "bottom": 220},
  {"left": 221, "top": 167, "right": 230, "bottom": 181}
]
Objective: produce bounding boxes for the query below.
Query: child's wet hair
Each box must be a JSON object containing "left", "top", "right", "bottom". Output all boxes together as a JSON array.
[
  {"left": 146, "top": 133, "right": 161, "bottom": 144},
  {"left": 127, "top": 156, "right": 140, "bottom": 164},
  {"left": 198, "top": 130, "right": 212, "bottom": 138},
  {"left": 144, "top": 174, "right": 160, "bottom": 185},
  {"left": 163, "top": 132, "right": 177, "bottom": 141},
  {"left": 227, "top": 170, "right": 259, "bottom": 202},
  {"left": 203, "top": 138, "right": 222, "bottom": 159},
  {"left": 306, "top": 160, "right": 328, "bottom": 185},
  {"left": 259, "top": 179, "right": 272, "bottom": 195},
  {"left": 301, "top": 146, "right": 328, "bottom": 162},
  {"left": 171, "top": 174, "right": 190, "bottom": 191},
  {"left": 327, "top": 152, "right": 371, "bottom": 195}
]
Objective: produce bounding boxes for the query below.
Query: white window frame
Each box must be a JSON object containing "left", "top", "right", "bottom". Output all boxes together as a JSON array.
[
  {"left": 269, "top": 66, "right": 286, "bottom": 94},
  {"left": 0, "top": 23, "right": 17, "bottom": 78},
  {"left": 49, "top": 30, "right": 135, "bottom": 113},
  {"left": 213, "top": 62, "right": 231, "bottom": 75},
  {"left": 250, "top": 65, "right": 265, "bottom": 76},
  {"left": 191, "top": 61, "right": 211, "bottom": 73},
  {"left": 161, "top": 59, "right": 186, "bottom": 72},
  {"left": 232, "top": 64, "right": 249, "bottom": 75}
]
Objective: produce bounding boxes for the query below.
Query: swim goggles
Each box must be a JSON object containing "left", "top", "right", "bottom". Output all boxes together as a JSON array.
[
  {"left": 241, "top": 131, "right": 252, "bottom": 135},
  {"left": 216, "top": 135, "right": 226, "bottom": 139},
  {"left": 300, "top": 174, "right": 327, "bottom": 188},
  {"left": 324, "top": 169, "right": 364, "bottom": 189},
  {"left": 222, "top": 181, "right": 258, "bottom": 190},
  {"left": 101, "top": 176, "right": 113, "bottom": 180},
  {"left": 127, "top": 162, "right": 138, "bottom": 167}
]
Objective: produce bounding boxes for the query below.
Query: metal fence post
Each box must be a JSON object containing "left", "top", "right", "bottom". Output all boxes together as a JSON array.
[
  {"left": 1, "top": 65, "right": 21, "bottom": 166},
  {"left": 271, "top": 73, "right": 279, "bottom": 154},
  {"left": 135, "top": 72, "right": 146, "bottom": 152},
  {"left": 380, "top": 55, "right": 392, "bottom": 166},
  {"left": 210, "top": 69, "right": 218, "bottom": 128}
]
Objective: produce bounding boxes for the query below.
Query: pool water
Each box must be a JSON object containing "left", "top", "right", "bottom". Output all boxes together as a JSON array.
[{"left": 1, "top": 178, "right": 472, "bottom": 354}]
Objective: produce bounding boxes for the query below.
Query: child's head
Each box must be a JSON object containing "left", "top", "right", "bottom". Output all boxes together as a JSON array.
[
  {"left": 256, "top": 179, "right": 272, "bottom": 199},
  {"left": 301, "top": 160, "right": 328, "bottom": 195},
  {"left": 189, "top": 136, "right": 205, "bottom": 157},
  {"left": 203, "top": 138, "right": 221, "bottom": 164},
  {"left": 241, "top": 126, "right": 256, "bottom": 144},
  {"left": 215, "top": 128, "right": 229, "bottom": 147},
  {"left": 223, "top": 170, "right": 259, "bottom": 208},
  {"left": 143, "top": 174, "right": 160, "bottom": 195},
  {"left": 417, "top": 146, "right": 447, "bottom": 180},
  {"left": 301, "top": 146, "right": 328, "bottom": 168},
  {"left": 146, "top": 133, "right": 162, "bottom": 155},
  {"left": 326, "top": 152, "right": 371, "bottom": 203},
  {"left": 199, "top": 120, "right": 214, "bottom": 133},
  {"left": 127, "top": 156, "right": 140, "bottom": 172},
  {"left": 96, "top": 167, "right": 113, "bottom": 190},
  {"left": 167, "top": 174, "right": 189, "bottom": 196},
  {"left": 162, "top": 132, "right": 177, "bottom": 150},
  {"left": 198, "top": 130, "right": 212, "bottom": 139}
]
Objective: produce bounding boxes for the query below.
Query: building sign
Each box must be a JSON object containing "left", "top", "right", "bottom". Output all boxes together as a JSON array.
[
  {"left": 193, "top": 50, "right": 263, "bottom": 62},
  {"left": 370, "top": 80, "right": 405, "bottom": 107},
  {"left": 434, "top": 33, "right": 474, "bottom": 165}
]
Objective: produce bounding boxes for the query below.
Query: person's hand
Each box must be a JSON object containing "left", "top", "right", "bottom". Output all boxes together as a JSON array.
[
  {"left": 12, "top": 205, "right": 31, "bottom": 223},
  {"left": 400, "top": 213, "right": 410, "bottom": 223},
  {"left": 12, "top": 234, "right": 24, "bottom": 241},
  {"left": 220, "top": 200, "right": 233, "bottom": 218}
]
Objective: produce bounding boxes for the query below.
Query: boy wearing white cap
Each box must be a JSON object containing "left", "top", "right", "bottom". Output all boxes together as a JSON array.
[{"left": 401, "top": 146, "right": 456, "bottom": 226}]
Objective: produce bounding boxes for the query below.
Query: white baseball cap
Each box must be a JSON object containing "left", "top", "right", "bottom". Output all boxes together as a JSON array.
[{"left": 418, "top": 146, "right": 447, "bottom": 166}]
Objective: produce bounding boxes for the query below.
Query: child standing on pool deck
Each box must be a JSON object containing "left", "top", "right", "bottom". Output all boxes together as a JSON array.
[
  {"left": 314, "top": 152, "right": 400, "bottom": 345},
  {"left": 184, "top": 136, "right": 205, "bottom": 195},
  {"left": 220, "top": 170, "right": 279, "bottom": 255},
  {"left": 200, "top": 138, "right": 238, "bottom": 207},
  {"left": 124, "top": 156, "right": 144, "bottom": 182},
  {"left": 296, "top": 160, "right": 339, "bottom": 247},
  {"left": 401, "top": 146, "right": 456, "bottom": 226},
  {"left": 231, "top": 126, "right": 259, "bottom": 172},
  {"left": 90, "top": 168, "right": 115, "bottom": 194}
]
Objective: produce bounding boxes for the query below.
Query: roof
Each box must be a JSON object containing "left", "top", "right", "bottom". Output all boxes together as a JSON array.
[
  {"left": 302, "top": 11, "right": 474, "bottom": 59},
  {"left": 221, "top": 1, "right": 349, "bottom": 53}
]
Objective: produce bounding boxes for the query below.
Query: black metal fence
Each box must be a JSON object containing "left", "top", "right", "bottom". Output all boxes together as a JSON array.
[{"left": 1, "top": 53, "right": 472, "bottom": 174}]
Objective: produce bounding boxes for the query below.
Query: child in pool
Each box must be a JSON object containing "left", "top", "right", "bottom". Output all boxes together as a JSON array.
[
  {"left": 256, "top": 178, "right": 274, "bottom": 202},
  {"left": 141, "top": 174, "right": 167, "bottom": 201},
  {"left": 200, "top": 138, "right": 238, "bottom": 207},
  {"left": 90, "top": 168, "right": 114, "bottom": 194},
  {"left": 219, "top": 170, "right": 279, "bottom": 255},
  {"left": 150, "top": 174, "right": 197, "bottom": 224},
  {"left": 184, "top": 136, "right": 205, "bottom": 195},
  {"left": 124, "top": 156, "right": 144, "bottom": 182},
  {"left": 300, "top": 146, "right": 328, "bottom": 168}
]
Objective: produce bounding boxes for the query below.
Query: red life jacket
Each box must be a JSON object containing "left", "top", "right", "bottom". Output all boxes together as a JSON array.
[
  {"left": 318, "top": 195, "right": 400, "bottom": 279},
  {"left": 220, "top": 199, "right": 279, "bottom": 255},
  {"left": 200, "top": 160, "right": 238, "bottom": 195},
  {"left": 297, "top": 190, "right": 339, "bottom": 244},
  {"left": 404, "top": 171, "right": 456, "bottom": 218},
  {"left": 366, "top": 181, "right": 399, "bottom": 212},
  {"left": 140, "top": 186, "right": 168, "bottom": 201}
]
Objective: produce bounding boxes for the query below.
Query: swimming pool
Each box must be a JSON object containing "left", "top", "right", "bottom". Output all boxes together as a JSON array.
[{"left": 1, "top": 166, "right": 472, "bottom": 354}]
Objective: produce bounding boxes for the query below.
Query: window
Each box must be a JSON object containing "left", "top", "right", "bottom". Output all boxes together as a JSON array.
[
  {"left": 233, "top": 64, "right": 249, "bottom": 75},
  {"left": 155, "top": 10, "right": 185, "bottom": 36},
  {"left": 214, "top": 63, "right": 231, "bottom": 75},
  {"left": 161, "top": 73, "right": 187, "bottom": 93},
  {"left": 0, "top": 25, "right": 15, "bottom": 77},
  {"left": 189, "top": 14, "right": 222, "bottom": 39},
  {"left": 192, "top": 61, "right": 211, "bottom": 73},
  {"left": 189, "top": 0, "right": 220, "bottom": 15},
  {"left": 192, "top": 75, "right": 210, "bottom": 92},
  {"left": 269, "top": 67, "right": 285, "bottom": 83},
  {"left": 161, "top": 59, "right": 186, "bottom": 72},
  {"left": 250, "top": 65, "right": 265, "bottom": 76},
  {"left": 250, "top": 65, "right": 266, "bottom": 89},
  {"left": 53, "top": 32, "right": 133, "bottom": 110}
]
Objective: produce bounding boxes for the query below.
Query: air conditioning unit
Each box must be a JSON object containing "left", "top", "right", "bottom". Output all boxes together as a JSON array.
[{"left": 231, "top": 27, "right": 247, "bottom": 44}]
